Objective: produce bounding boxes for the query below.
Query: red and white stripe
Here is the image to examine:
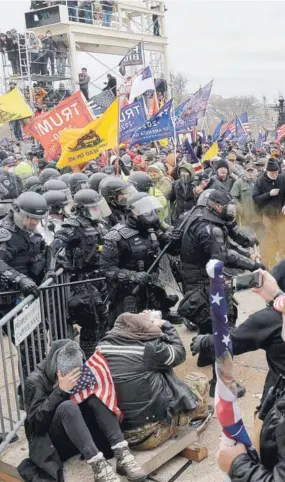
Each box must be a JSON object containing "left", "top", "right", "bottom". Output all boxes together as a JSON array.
[
  {"left": 277, "top": 125, "right": 285, "bottom": 142},
  {"left": 71, "top": 351, "right": 122, "bottom": 420}
]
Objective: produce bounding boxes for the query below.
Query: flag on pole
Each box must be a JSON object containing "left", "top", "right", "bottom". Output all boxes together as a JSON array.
[
  {"left": 239, "top": 112, "right": 251, "bottom": 133},
  {"left": 212, "top": 120, "right": 225, "bottom": 141},
  {"left": 256, "top": 130, "right": 267, "bottom": 149},
  {"left": 71, "top": 351, "right": 122, "bottom": 419},
  {"left": 57, "top": 98, "right": 119, "bottom": 168},
  {"left": 201, "top": 141, "right": 218, "bottom": 162},
  {"left": 129, "top": 99, "right": 174, "bottom": 146},
  {"left": 206, "top": 260, "right": 259, "bottom": 461},
  {"left": 129, "top": 66, "right": 156, "bottom": 103},
  {"left": 175, "top": 80, "right": 213, "bottom": 133},
  {"left": 236, "top": 115, "right": 247, "bottom": 146},
  {"left": 119, "top": 42, "right": 144, "bottom": 76},
  {"left": 183, "top": 139, "right": 199, "bottom": 163},
  {"left": 88, "top": 90, "right": 115, "bottom": 113},
  {"left": 277, "top": 124, "right": 285, "bottom": 142},
  {"left": 0, "top": 88, "right": 33, "bottom": 126}
]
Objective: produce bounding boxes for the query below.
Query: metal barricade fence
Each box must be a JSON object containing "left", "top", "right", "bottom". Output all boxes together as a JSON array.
[{"left": 0, "top": 268, "right": 70, "bottom": 455}]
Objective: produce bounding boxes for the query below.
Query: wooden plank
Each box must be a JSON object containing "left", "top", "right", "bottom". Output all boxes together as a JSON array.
[
  {"left": 180, "top": 443, "right": 208, "bottom": 463},
  {"left": 133, "top": 427, "right": 198, "bottom": 475},
  {"left": 0, "top": 462, "right": 22, "bottom": 482}
]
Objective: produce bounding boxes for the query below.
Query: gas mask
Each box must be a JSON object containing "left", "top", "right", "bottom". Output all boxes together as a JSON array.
[
  {"left": 220, "top": 202, "right": 237, "bottom": 221},
  {"left": 180, "top": 173, "right": 191, "bottom": 184},
  {"left": 137, "top": 210, "right": 160, "bottom": 229}
]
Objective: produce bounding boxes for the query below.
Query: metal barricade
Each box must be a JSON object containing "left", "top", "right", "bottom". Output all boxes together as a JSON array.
[{"left": 0, "top": 268, "right": 70, "bottom": 455}]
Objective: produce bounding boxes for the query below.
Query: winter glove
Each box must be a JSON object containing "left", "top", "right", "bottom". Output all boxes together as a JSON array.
[
  {"left": 254, "top": 261, "right": 266, "bottom": 270},
  {"left": 247, "top": 234, "right": 259, "bottom": 247},
  {"left": 18, "top": 277, "right": 40, "bottom": 298},
  {"left": 44, "top": 269, "right": 57, "bottom": 283},
  {"left": 170, "top": 229, "right": 183, "bottom": 242},
  {"left": 190, "top": 335, "right": 207, "bottom": 356}
]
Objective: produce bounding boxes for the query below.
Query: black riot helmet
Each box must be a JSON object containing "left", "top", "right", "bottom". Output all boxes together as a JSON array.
[
  {"left": 206, "top": 189, "right": 236, "bottom": 221},
  {"left": 68, "top": 172, "right": 89, "bottom": 196},
  {"left": 59, "top": 173, "right": 71, "bottom": 185},
  {"left": 25, "top": 175, "right": 42, "bottom": 194},
  {"left": 74, "top": 188, "right": 111, "bottom": 220},
  {"left": 197, "top": 188, "right": 215, "bottom": 207},
  {"left": 43, "top": 179, "right": 68, "bottom": 192},
  {"left": 128, "top": 172, "right": 153, "bottom": 193},
  {"left": 89, "top": 172, "right": 108, "bottom": 192},
  {"left": 99, "top": 175, "right": 137, "bottom": 207},
  {"left": 102, "top": 165, "right": 115, "bottom": 175},
  {"left": 13, "top": 192, "right": 48, "bottom": 233},
  {"left": 126, "top": 191, "right": 162, "bottom": 229},
  {"left": 43, "top": 190, "right": 69, "bottom": 215},
  {"left": 39, "top": 167, "right": 60, "bottom": 184}
]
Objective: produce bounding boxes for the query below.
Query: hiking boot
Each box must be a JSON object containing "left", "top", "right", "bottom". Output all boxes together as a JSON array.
[
  {"left": 90, "top": 453, "right": 121, "bottom": 482},
  {"left": 209, "top": 379, "right": 246, "bottom": 398},
  {"left": 113, "top": 442, "right": 146, "bottom": 482}
]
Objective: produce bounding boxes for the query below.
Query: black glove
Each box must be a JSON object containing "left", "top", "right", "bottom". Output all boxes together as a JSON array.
[
  {"left": 190, "top": 335, "right": 207, "bottom": 356},
  {"left": 248, "top": 235, "right": 259, "bottom": 247},
  {"left": 19, "top": 277, "right": 40, "bottom": 298},
  {"left": 254, "top": 261, "right": 266, "bottom": 270},
  {"left": 170, "top": 229, "right": 183, "bottom": 242},
  {"left": 44, "top": 270, "right": 57, "bottom": 282}
]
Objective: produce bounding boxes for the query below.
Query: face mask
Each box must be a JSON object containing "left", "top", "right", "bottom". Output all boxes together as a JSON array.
[{"left": 180, "top": 173, "right": 190, "bottom": 183}]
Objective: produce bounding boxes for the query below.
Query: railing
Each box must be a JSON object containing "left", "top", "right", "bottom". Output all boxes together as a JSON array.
[{"left": 0, "top": 268, "right": 70, "bottom": 454}]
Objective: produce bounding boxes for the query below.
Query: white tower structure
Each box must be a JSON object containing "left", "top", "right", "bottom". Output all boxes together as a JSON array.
[{"left": 24, "top": 0, "right": 169, "bottom": 93}]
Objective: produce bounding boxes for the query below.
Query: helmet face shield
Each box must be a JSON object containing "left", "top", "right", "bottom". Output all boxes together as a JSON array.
[
  {"left": 83, "top": 197, "right": 112, "bottom": 220},
  {"left": 131, "top": 196, "right": 163, "bottom": 216},
  {"left": 116, "top": 185, "right": 137, "bottom": 206},
  {"left": 14, "top": 208, "right": 48, "bottom": 233}
]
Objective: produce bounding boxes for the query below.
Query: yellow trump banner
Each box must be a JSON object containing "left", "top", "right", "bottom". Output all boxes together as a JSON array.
[
  {"left": 201, "top": 141, "right": 218, "bottom": 162},
  {"left": 0, "top": 88, "right": 33, "bottom": 127},
  {"left": 57, "top": 99, "right": 119, "bottom": 169}
]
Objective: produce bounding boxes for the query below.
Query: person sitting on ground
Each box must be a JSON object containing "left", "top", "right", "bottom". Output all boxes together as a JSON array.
[
  {"left": 217, "top": 270, "right": 285, "bottom": 481},
  {"left": 18, "top": 340, "right": 146, "bottom": 482},
  {"left": 98, "top": 311, "right": 209, "bottom": 450}
]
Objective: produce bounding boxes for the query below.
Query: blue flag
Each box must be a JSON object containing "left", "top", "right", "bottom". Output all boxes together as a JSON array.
[
  {"left": 175, "top": 80, "right": 213, "bottom": 133},
  {"left": 212, "top": 120, "right": 225, "bottom": 142},
  {"left": 119, "top": 99, "right": 146, "bottom": 143},
  {"left": 129, "top": 99, "right": 174, "bottom": 146},
  {"left": 236, "top": 115, "right": 247, "bottom": 146},
  {"left": 183, "top": 139, "right": 199, "bottom": 163}
]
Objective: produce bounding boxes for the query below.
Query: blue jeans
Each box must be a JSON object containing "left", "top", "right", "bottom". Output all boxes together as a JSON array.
[
  {"left": 68, "top": 2, "right": 78, "bottom": 22},
  {"left": 84, "top": 4, "right": 93, "bottom": 24},
  {"left": 102, "top": 9, "right": 112, "bottom": 27},
  {"left": 11, "top": 120, "right": 22, "bottom": 141}
]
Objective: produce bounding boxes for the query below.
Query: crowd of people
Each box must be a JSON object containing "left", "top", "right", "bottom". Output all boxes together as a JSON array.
[
  {"left": 0, "top": 29, "right": 70, "bottom": 77},
  {"left": 2, "top": 132, "right": 285, "bottom": 482}
]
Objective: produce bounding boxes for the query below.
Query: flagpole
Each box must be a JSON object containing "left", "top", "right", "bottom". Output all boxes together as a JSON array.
[{"left": 116, "top": 95, "right": 121, "bottom": 175}]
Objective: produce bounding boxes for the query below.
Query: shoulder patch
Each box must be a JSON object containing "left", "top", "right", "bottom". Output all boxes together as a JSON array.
[
  {"left": 0, "top": 228, "right": 12, "bottom": 242},
  {"left": 212, "top": 226, "right": 224, "bottom": 244},
  {"left": 104, "top": 230, "right": 121, "bottom": 242},
  {"left": 118, "top": 227, "right": 139, "bottom": 239},
  {"left": 62, "top": 217, "right": 80, "bottom": 228}
]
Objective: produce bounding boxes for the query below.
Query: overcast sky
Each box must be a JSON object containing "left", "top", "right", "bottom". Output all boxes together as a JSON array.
[{"left": 0, "top": 0, "right": 284, "bottom": 101}]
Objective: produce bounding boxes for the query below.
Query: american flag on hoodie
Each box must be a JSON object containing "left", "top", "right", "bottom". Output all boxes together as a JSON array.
[
  {"left": 71, "top": 351, "right": 122, "bottom": 420},
  {"left": 206, "top": 260, "right": 259, "bottom": 462}
]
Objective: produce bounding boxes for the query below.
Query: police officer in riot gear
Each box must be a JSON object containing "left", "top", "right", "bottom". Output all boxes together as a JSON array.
[
  {"left": 41, "top": 190, "right": 69, "bottom": 245},
  {"left": 0, "top": 192, "right": 48, "bottom": 391},
  {"left": 39, "top": 167, "right": 61, "bottom": 184},
  {"left": 179, "top": 189, "right": 262, "bottom": 397},
  {"left": 51, "top": 189, "right": 111, "bottom": 358},
  {"left": 59, "top": 173, "right": 71, "bottom": 185},
  {"left": 100, "top": 192, "right": 179, "bottom": 321},
  {"left": 68, "top": 172, "right": 89, "bottom": 197},
  {"left": 179, "top": 189, "right": 262, "bottom": 331},
  {"left": 99, "top": 175, "right": 137, "bottom": 226},
  {"left": 89, "top": 172, "right": 108, "bottom": 193},
  {"left": 26, "top": 175, "right": 43, "bottom": 193},
  {"left": 128, "top": 171, "right": 153, "bottom": 193}
]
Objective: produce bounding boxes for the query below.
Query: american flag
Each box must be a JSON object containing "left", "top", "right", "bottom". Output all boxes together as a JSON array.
[
  {"left": 71, "top": 351, "right": 122, "bottom": 419},
  {"left": 220, "top": 120, "right": 235, "bottom": 137},
  {"left": 277, "top": 124, "right": 285, "bottom": 142},
  {"left": 88, "top": 90, "right": 115, "bottom": 112},
  {"left": 206, "top": 260, "right": 259, "bottom": 462},
  {"left": 240, "top": 112, "right": 251, "bottom": 133}
]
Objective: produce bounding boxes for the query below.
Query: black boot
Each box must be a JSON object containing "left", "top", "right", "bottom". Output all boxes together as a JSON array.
[{"left": 209, "top": 379, "right": 246, "bottom": 399}]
